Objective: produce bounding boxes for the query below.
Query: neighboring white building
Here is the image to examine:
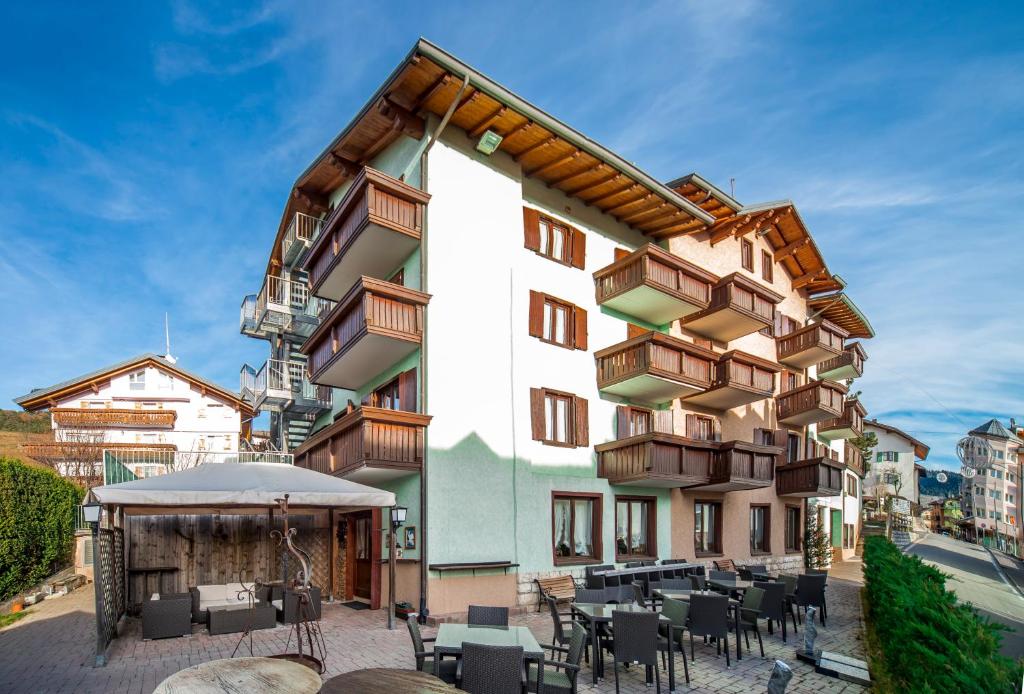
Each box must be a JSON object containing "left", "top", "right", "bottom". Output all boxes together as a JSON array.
[{"left": 864, "top": 419, "right": 930, "bottom": 506}]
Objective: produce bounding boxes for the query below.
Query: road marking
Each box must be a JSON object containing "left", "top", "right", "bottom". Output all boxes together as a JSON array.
[{"left": 983, "top": 545, "right": 1024, "bottom": 600}]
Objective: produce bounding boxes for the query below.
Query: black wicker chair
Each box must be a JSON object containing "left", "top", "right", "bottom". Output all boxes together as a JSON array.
[
  {"left": 687, "top": 594, "right": 730, "bottom": 666},
  {"left": 656, "top": 597, "right": 690, "bottom": 685},
  {"left": 732, "top": 586, "right": 765, "bottom": 657},
  {"left": 574, "top": 588, "right": 609, "bottom": 604},
  {"left": 604, "top": 609, "right": 661, "bottom": 694},
  {"left": 545, "top": 595, "right": 587, "bottom": 662},
  {"left": 460, "top": 642, "right": 525, "bottom": 694},
  {"left": 406, "top": 613, "right": 459, "bottom": 684},
  {"left": 631, "top": 581, "right": 651, "bottom": 609},
  {"left": 795, "top": 574, "right": 828, "bottom": 626},
  {"left": 778, "top": 574, "right": 800, "bottom": 633},
  {"left": 468, "top": 604, "right": 509, "bottom": 627},
  {"left": 708, "top": 570, "right": 737, "bottom": 581},
  {"left": 658, "top": 578, "right": 691, "bottom": 592},
  {"left": 624, "top": 561, "right": 645, "bottom": 569},
  {"left": 141, "top": 593, "right": 192, "bottom": 640},
  {"left": 277, "top": 587, "right": 321, "bottom": 624},
  {"left": 688, "top": 574, "right": 707, "bottom": 591},
  {"left": 531, "top": 623, "right": 587, "bottom": 694},
  {"left": 753, "top": 580, "right": 791, "bottom": 642}
]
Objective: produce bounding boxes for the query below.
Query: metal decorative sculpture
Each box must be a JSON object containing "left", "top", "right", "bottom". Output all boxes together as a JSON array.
[
  {"left": 269, "top": 494, "right": 327, "bottom": 673},
  {"left": 803, "top": 606, "right": 818, "bottom": 656},
  {"left": 767, "top": 660, "right": 793, "bottom": 694},
  {"left": 230, "top": 573, "right": 263, "bottom": 659},
  {"left": 957, "top": 435, "right": 994, "bottom": 471}
]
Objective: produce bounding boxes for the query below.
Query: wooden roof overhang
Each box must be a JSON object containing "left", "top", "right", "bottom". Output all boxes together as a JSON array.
[
  {"left": 262, "top": 39, "right": 717, "bottom": 275},
  {"left": 807, "top": 293, "right": 875, "bottom": 339}
]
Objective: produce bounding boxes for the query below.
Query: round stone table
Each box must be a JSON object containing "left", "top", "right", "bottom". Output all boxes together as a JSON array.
[
  {"left": 321, "top": 668, "right": 452, "bottom": 693},
  {"left": 153, "top": 656, "right": 322, "bottom": 693}
]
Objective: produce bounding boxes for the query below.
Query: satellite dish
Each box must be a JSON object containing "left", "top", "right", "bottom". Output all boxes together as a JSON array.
[
  {"left": 962, "top": 466, "right": 977, "bottom": 479},
  {"left": 936, "top": 472, "right": 948, "bottom": 484},
  {"left": 957, "top": 435, "right": 994, "bottom": 471}
]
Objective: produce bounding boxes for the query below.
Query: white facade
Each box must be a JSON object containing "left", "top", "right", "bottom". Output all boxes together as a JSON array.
[{"left": 864, "top": 422, "right": 922, "bottom": 505}]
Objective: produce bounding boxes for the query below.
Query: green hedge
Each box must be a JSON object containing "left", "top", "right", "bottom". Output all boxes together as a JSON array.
[
  {"left": 0, "top": 457, "right": 82, "bottom": 601},
  {"left": 862, "top": 535, "right": 1022, "bottom": 693}
]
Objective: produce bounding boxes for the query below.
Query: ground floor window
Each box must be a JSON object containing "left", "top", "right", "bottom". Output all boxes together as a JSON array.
[
  {"left": 750, "top": 505, "right": 770, "bottom": 554},
  {"left": 785, "top": 505, "right": 801, "bottom": 552},
  {"left": 694, "top": 501, "right": 721, "bottom": 555},
  {"left": 552, "top": 492, "right": 602, "bottom": 564},
  {"left": 615, "top": 496, "right": 656, "bottom": 560},
  {"left": 843, "top": 523, "right": 856, "bottom": 549}
]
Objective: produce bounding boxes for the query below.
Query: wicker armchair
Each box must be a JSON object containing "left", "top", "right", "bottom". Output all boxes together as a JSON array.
[
  {"left": 603, "top": 609, "right": 661, "bottom": 694},
  {"left": 406, "top": 613, "right": 458, "bottom": 683},
  {"left": 732, "top": 586, "right": 765, "bottom": 657},
  {"left": 276, "top": 587, "right": 322, "bottom": 624},
  {"left": 656, "top": 597, "right": 690, "bottom": 685},
  {"left": 687, "top": 594, "right": 730, "bottom": 666},
  {"left": 753, "top": 580, "right": 791, "bottom": 642},
  {"left": 460, "top": 642, "right": 525, "bottom": 694},
  {"left": 142, "top": 593, "right": 192, "bottom": 640},
  {"left": 794, "top": 574, "right": 827, "bottom": 626},
  {"left": 530, "top": 623, "right": 586, "bottom": 694},
  {"left": 467, "top": 604, "right": 508, "bottom": 627}
]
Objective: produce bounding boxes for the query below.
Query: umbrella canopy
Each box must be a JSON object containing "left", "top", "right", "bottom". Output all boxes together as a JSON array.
[{"left": 88, "top": 462, "right": 395, "bottom": 513}]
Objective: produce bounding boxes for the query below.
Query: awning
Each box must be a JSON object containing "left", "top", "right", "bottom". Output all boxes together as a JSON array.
[{"left": 88, "top": 462, "right": 395, "bottom": 513}]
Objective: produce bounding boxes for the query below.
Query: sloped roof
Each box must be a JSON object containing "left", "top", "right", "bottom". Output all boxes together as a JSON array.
[
  {"left": 807, "top": 293, "right": 875, "bottom": 339},
  {"left": 14, "top": 354, "right": 252, "bottom": 415},
  {"left": 970, "top": 418, "right": 1015, "bottom": 440},
  {"left": 865, "top": 418, "right": 930, "bottom": 460}
]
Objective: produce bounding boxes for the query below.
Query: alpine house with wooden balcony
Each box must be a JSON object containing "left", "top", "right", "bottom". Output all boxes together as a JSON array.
[{"left": 233, "top": 39, "right": 880, "bottom": 619}]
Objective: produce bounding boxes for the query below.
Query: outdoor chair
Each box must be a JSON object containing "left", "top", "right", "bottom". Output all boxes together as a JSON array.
[
  {"left": 275, "top": 587, "right": 321, "bottom": 624},
  {"left": 141, "top": 593, "right": 192, "bottom": 640},
  {"left": 624, "top": 561, "right": 645, "bottom": 569},
  {"left": 658, "top": 578, "right": 691, "bottom": 592},
  {"left": 687, "top": 594, "right": 730, "bottom": 666},
  {"left": 641, "top": 560, "right": 658, "bottom": 567},
  {"left": 468, "top": 604, "right": 509, "bottom": 627},
  {"left": 753, "top": 581, "right": 791, "bottom": 642},
  {"left": 460, "top": 642, "right": 525, "bottom": 694},
  {"left": 603, "top": 609, "right": 661, "bottom": 694},
  {"left": 611, "top": 584, "right": 635, "bottom": 604},
  {"left": 574, "top": 588, "right": 609, "bottom": 604},
  {"left": 731, "top": 586, "right": 765, "bottom": 658},
  {"left": 406, "top": 613, "right": 459, "bottom": 684},
  {"left": 688, "top": 574, "right": 707, "bottom": 591},
  {"left": 795, "top": 574, "right": 828, "bottom": 626},
  {"left": 746, "top": 564, "right": 768, "bottom": 576},
  {"left": 631, "top": 581, "right": 652, "bottom": 609},
  {"left": 531, "top": 623, "right": 587, "bottom": 694},
  {"left": 656, "top": 597, "right": 690, "bottom": 685},
  {"left": 585, "top": 565, "right": 613, "bottom": 589},
  {"left": 713, "top": 559, "right": 737, "bottom": 572},
  {"left": 778, "top": 574, "right": 800, "bottom": 633},
  {"left": 545, "top": 595, "right": 589, "bottom": 662},
  {"left": 708, "top": 570, "right": 737, "bottom": 581}
]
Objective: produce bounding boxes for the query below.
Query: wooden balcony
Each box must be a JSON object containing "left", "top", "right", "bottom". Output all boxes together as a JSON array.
[
  {"left": 776, "top": 380, "right": 846, "bottom": 426},
  {"left": 292, "top": 405, "right": 431, "bottom": 485},
  {"left": 593, "top": 244, "right": 716, "bottom": 325},
  {"left": 595, "top": 433, "right": 716, "bottom": 487},
  {"left": 678, "top": 273, "right": 783, "bottom": 342},
  {"left": 776, "top": 320, "right": 846, "bottom": 369},
  {"left": 817, "top": 341, "right": 867, "bottom": 381},
  {"left": 51, "top": 408, "right": 176, "bottom": 429},
  {"left": 303, "top": 277, "right": 429, "bottom": 391},
  {"left": 694, "top": 440, "right": 779, "bottom": 492},
  {"left": 818, "top": 398, "right": 867, "bottom": 441},
  {"left": 305, "top": 167, "right": 430, "bottom": 301},
  {"left": 844, "top": 441, "right": 865, "bottom": 477},
  {"left": 21, "top": 441, "right": 177, "bottom": 460},
  {"left": 684, "top": 350, "right": 780, "bottom": 410},
  {"left": 776, "top": 455, "right": 845, "bottom": 497},
  {"left": 595, "top": 332, "right": 716, "bottom": 404}
]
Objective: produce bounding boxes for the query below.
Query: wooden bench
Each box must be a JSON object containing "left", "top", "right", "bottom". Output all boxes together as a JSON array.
[
  {"left": 535, "top": 574, "right": 578, "bottom": 611},
  {"left": 713, "top": 559, "right": 737, "bottom": 572}
]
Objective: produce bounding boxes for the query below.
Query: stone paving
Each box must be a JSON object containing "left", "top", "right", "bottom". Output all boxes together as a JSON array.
[{"left": 0, "top": 578, "right": 868, "bottom": 693}]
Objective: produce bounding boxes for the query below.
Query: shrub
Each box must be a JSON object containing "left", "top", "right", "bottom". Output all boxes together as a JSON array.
[
  {"left": 0, "top": 457, "right": 82, "bottom": 601},
  {"left": 862, "top": 535, "right": 1022, "bottom": 693}
]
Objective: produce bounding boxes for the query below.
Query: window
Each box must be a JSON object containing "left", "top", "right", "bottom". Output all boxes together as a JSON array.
[
  {"left": 523, "top": 207, "right": 586, "bottom": 269},
  {"left": 389, "top": 268, "right": 405, "bottom": 286},
  {"left": 843, "top": 523, "right": 856, "bottom": 549},
  {"left": 785, "top": 506, "right": 801, "bottom": 552},
  {"left": 616, "top": 405, "right": 657, "bottom": 438},
  {"left": 531, "top": 388, "right": 588, "bottom": 448},
  {"left": 761, "top": 250, "right": 773, "bottom": 282},
  {"left": 365, "top": 369, "right": 416, "bottom": 412},
  {"left": 158, "top": 372, "right": 173, "bottom": 390},
  {"left": 740, "top": 238, "right": 754, "bottom": 272},
  {"left": 694, "top": 501, "right": 721, "bottom": 555},
  {"left": 129, "top": 369, "right": 146, "bottom": 391},
  {"left": 786, "top": 433, "right": 802, "bottom": 464},
  {"left": 750, "top": 505, "right": 770, "bottom": 554},
  {"left": 876, "top": 451, "right": 899, "bottom": 462},
  {"left": 615, "top": 496, "right": 656, "bottom": 560},
  {"left": 552, "top": 492, "right": 601, "bottom": 564},
  {"left": 371, "top": 377, "right": 401, "bottom": 410},
  {"left": 528, "top": 291, "right": 587, "bottom": 350},
  {"left": 781, "top": 370, "right": 799, "bottom": 393},
  {"left": 685, "top": 413, "right": 719, "bottom": 441},
  {"left": 846, "top": 475, "right": 858, "bottom": 496}
]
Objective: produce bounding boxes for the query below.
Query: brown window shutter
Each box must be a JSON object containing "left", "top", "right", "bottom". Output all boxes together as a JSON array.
[
  {"left": 528, "top": 290, "right": 545, "bottom": 337},
  {"left": 627, "top": 323, "right": 647, "bottom": 339},
  {"left": 530, "top": 388, "right": 546, "bottom": 441},
  {"left": 523, "top": 207, "right": 541, "bottom": 251},
  {"left": 573, "top": 306, "right": 588, "bottom": 350},
  {"left": 773, "top": 429, "right": 788, "bottom": 449},
  {"left": 616, "top": 406, "right": 630, "bottom": 439},
  {"left": 653, "top": 409, "right": 673, "bottom": 434},
  {"left": 780, "top": 370, "right": 790, "bottom": 393},
  {"left": 573, "top": 396, "right": 589, "bottom": 447},
  {"left": 398, "top": 368, "right": 417, "bottom": 413},
  {"left": 570, "top": 227, "right": 586, "bottom": 269},
  {"left": 685, "top": 414, "right": 697, "bottom": 439},
  {"left": 712, "top": 417, "right": 722, "bottom": 442},
  {"left": 773, "top": 311, "right": 783, "bottom": 338},
  {"left": 614, "top": 247, "right": 631, "bottom": 261}
]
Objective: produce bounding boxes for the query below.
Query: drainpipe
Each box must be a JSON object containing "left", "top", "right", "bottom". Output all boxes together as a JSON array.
[{"left": 409, "top": 73, "right": 470, "bottom": 622}]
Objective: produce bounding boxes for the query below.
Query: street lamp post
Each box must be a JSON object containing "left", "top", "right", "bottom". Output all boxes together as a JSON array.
[{"left": 387, "top": 506, "right": 407, "bottom": 630}]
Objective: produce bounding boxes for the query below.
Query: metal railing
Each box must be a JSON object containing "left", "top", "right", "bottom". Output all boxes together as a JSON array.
[
  {"left": 282, "top": 212, "right": 323, "bottom": 265},
  {"left": 256, "top": 275, "right": 311, "bottom": 331},
  {"left": 239, "top": 364, "right": 257, "bottom": 402},
  {"left": 240, "top": 294, "right": 258, "bottom": 333},
  {"left": 102, "top": 448, "right": 293, "bottom": 484}
]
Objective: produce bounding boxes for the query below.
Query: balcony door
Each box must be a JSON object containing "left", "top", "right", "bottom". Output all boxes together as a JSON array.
[{"left": 345, "top": 509, "right": 381, "bottom": 607}]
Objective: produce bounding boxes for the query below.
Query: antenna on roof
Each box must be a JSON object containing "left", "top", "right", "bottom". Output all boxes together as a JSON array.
[
  {"left": 729, "top": 178, "right": 736, "bottom": 198},
  {"left": 164, "top": 313, "right": 177, "bottom": 364}
]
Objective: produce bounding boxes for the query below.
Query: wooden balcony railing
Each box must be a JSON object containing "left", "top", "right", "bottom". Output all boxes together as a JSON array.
[
  {"left": 776, "top": 455, "right": 845, "bottom": 497},
  {"left": 593, "top": 244, "right": 716, "bottom": 324},
  {"left": 303, "top": 277, "right": 429, "bottom": 390},
  {"left": 699, "top": 440, "right": 778, "bottom": 491},
  {"left": 845, "top": 441, "right": 865, "bottom": 477},
  {"left": 776, "top": 380, "right": 846, "bottom": 426},
  {"left": 51, "top": 408, "right": 177, "bottom": 429},
  {"left": 686, "top": 350, "right": 780, "bottom": 410},
  {"left": 305, "top": 167, "right": 430, "bottom": 301},
  {"left": 776, "top": 320, "right": 846, "bottom": 368},
  {"left": 292, "top": 405, "right": 431, "bottom": 482},
  {"left": 818, "top": 398, "right": 867, "bottom": 441},
  {"left": 817, "top": 341, "right": 867, "bottom": 380},
  {"left": 678, "top": 273, "right": 783, "bottom": 342},
  {"left": 595, "top": 433, "right": 717, "bottom": 487},
  {"left": 21, "top": 441, "right": 177, "bottom": 460},
  {"left": 595, "top": 332, "right": 716, "bottom": 403}
]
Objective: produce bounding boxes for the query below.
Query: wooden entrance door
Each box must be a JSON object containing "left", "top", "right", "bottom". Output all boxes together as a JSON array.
[
  {"left": 830, "top": 509, "right": 843, "bottom": 549},
  {"left": 353, "top": 511, "right": 373, "bottom": 599}
]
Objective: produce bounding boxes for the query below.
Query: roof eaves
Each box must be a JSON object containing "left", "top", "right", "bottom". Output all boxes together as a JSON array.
[{"left": 665, "top": 172, "right": 742, "bottom": 211}]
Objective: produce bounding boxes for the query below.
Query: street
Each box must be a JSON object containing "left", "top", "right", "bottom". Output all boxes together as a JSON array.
[{"left": 909, "top": 533, "right": 1024, "bottom": 658}]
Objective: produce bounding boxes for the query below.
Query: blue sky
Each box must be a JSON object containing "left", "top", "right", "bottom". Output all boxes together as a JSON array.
[{"left": 1, "top": 2, "right": 1021, "bottom": 469}]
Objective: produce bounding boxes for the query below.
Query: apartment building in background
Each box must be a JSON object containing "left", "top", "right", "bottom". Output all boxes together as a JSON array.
[
  {"left": 863, "top": 419, "right": 930, "bottom": 507},
  {"left": 960, "top": 418, "right": 1021, "bottom": 552},
  {"left": 238, "top": 39, "right": 876, "bottom": 618}
]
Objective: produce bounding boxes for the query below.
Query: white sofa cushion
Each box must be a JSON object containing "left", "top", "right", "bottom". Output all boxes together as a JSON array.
[
  {"left": 271, "top": 599, "right": 283, "bottom": 610},
  {"left": 196, "top": 584, "right": 227, "bottom": 602}
]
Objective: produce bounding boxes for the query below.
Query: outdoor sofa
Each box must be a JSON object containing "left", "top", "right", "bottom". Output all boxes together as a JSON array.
[
  {"left": 189, "top": 582, "right": 262, "bottom": 624},
  {"left": 142, "top": 592, "right": 192, "bottom": 639}
]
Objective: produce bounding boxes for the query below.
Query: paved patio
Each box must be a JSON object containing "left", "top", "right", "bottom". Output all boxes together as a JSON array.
[{"left": 0, "top": 579, "right": 867, "bottom": 693}]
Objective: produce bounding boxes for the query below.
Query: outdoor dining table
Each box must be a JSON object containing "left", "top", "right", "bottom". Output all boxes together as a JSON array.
[
  {"left": 654, "top": 589, "right": 745, "bottom": 662},
  {"left": 707, "top": 577, "right": 755, "bottom": 593},
  {"left": 152, "top": 656, "right": 321, "bottom": 693},
  {"left": 322, "top": 668, "right": 452, "bottom": 693},
  {"left": 570, "top": 601, "right": 683, "bottom": 690},
  {"left": 432, "top": 623, "right": 545, "bottom": 689}
]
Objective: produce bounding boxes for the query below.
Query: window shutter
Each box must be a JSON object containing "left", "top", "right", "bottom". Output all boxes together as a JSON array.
[
  {"left": 653, "top": 409, "right": 673, "bottom": 434},
  {"left": 530, "top": 388, "right": 546, "bottom": 441},
  {"left": 616, "top": 406, "right": 630, "bottom": 439},
  {"left": 398, "top": 368, "right": 417, "bottom": 413},
  {"left": 573, "top": 306, "right": 588, "bottom": 350},
  {"left": 627, "top": 323, "right": 647, "bottom": 339},
  {"left": 573, "top": 396, "right": 589, "bottom": 447},
  {"left": 773, "top": 311, "right": 783, "bottom": 338},
  {"left": 772, "top": 429, "right": 788, "bottom": 449},
  {"left": 614, "top": 247, "right": 631, "bottom": 261},
  {"left": 523, "top": 207, "right": 541, "bottom": 251},
  {"left": 685, "top": 414, "right": 697, "bottom": 439},
  {"left": 528, "top": 291, "right": 544, "bottom": 338},
  {"left": 712, "top": 417, "right": 722, "bottom": 442},
  {"left": 570, "top": 227, "right": 586, "bottom": 269}
]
